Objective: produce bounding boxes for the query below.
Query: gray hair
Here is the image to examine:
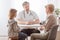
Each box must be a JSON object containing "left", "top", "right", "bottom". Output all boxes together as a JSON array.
[{"left": 22, "top": 1, "right": 29, "bottom": 6}]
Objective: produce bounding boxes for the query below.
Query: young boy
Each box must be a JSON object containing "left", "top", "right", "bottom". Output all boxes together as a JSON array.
[{"left": 8, "top": 9, "right": 27, "bottom": 40}]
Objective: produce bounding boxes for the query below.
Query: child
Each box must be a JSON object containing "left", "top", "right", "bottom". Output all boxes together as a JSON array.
[{"left": 8, "top": 9, "right": 27, "bottom": 40}]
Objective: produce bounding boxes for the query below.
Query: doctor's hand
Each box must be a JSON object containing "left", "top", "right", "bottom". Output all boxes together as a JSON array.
[{"left": 27, "top": 21, "right": 34, "bottom": 25}]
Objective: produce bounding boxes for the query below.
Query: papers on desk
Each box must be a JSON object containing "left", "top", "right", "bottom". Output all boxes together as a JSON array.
[
  {"left": 18, "top": 24, "right": 40, "bottom": 29},
  {"left": 18, "top": 24, "right": 40, "bottom": 27}
]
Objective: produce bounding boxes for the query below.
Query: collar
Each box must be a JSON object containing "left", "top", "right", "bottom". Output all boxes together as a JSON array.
[
  {"left": 47, "top": 13, "right": 53, "bottom": 18},
  {"left": 25, "top": 10, "right": 30, "bottom": 15},
  {"left": 9, "top": 19, "right": 14, "bottom": 21}
]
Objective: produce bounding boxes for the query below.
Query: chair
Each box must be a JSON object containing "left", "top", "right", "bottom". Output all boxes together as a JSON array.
[
  {"left": 56, "top": 31, "right": 60, "bottom": 40},
  {"left": 8, "top": 36, "right": 18, "bottom": 40},
  {"left": 47, "top": 25, "right": 59, "bottom": 40},
  {"left": 31, "top": 25, "right": 59, "bottom": 40}
]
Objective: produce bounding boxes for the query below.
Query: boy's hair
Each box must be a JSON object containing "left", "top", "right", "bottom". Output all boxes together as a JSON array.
[
  {"left": 9, "top": 9, "right": 17, "bottom": 19},
  {"left": 10, "top": 9, "right": 17, "bottom": 13}
]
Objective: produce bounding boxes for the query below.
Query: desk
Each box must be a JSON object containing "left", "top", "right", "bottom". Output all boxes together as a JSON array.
[
  {"left": 18, "top": 24, "right": 40, "bottom": 29},
  {"left": 18, "top": 24, "right": 40, "bottom": 36}
]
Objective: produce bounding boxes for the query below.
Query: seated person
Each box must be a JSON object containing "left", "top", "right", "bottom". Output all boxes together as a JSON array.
[
  {"left": 17, "top": 1, "right": 40, "bottom": 36},
  {"left": 31, "top": 4, "right": 57, "bottom": 40},
  {"left": 7, "top": 9, "right": 27, "bottom": 40}
]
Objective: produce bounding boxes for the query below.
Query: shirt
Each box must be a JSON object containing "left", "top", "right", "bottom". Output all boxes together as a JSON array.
[
  {"left": 7, "top": 19, "right": 20, "bottom": 37},
  {"left": 17, "top": 10, "right": 38, "bottom": 21},
  {"left": 45, "top": 13, "right": 54, "bottom": 24}
]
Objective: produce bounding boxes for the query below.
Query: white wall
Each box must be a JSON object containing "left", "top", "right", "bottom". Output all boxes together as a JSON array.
[
  {"left": 56, "top": 0, "right": 60, "bottom": 31},
  {"left": 0, "top": 0, "right": 11, "bottom": 36},
  {"left": 0, "top": 0, "right": 60, "bottom": 36},
  {"left": 56, "top": 0, "right": 60, "bottom": 8}
]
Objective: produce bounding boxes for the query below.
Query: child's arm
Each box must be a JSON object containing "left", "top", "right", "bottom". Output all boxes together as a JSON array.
[{"left": 12, "top": 22, "right": 20, "bottom": 32}]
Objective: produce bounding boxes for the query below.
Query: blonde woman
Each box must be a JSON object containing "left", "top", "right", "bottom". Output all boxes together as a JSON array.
[{"left": 31, "top": 4, "right": 57, "bottom": 40}]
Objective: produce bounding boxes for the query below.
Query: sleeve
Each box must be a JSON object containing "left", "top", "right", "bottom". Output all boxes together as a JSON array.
[
  {"left": 32, "top": 11, "right": 39, "bottom": 19},
  {"left": 16, "top": 12, "right": 23, "bottom": 20},
  {"left": 12, "top": 22, "right": 20, "bottom": 32},
  {"left": 45, "top": 16, "right": 54, "bottom": 31}
]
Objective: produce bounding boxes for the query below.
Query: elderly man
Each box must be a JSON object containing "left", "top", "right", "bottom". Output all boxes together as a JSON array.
[
  {"left": 17, "top": 1, "right": 40, "bottom": 36},
  {"left": 31, "top": 4, "right": 57, "bottom": 40}
]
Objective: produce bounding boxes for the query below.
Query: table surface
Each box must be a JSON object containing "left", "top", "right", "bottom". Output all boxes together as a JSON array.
[
  {"left": 18, "top": 24, "right": 40, "bottom": 27},
  {"left": 18, "top": 24, "right": 41, "bottom": 29}
]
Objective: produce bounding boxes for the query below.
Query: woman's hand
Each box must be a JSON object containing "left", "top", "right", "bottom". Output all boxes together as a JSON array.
[{"left": 40, "top": 25, "right": 45, "bottom": 30}]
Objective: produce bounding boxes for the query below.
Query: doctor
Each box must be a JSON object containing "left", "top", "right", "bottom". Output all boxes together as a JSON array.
[{"left": 17, "top": 1, "right": 40, "bottom": 36}]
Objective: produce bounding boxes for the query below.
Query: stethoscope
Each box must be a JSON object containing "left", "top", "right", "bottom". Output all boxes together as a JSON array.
[{"left": 23, "top": 11, "right": 33, "bottom": 18}]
